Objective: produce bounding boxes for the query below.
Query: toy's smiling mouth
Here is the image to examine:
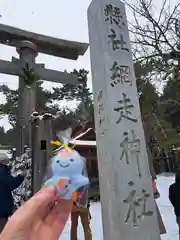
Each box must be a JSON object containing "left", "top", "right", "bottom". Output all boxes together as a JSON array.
[{"left": 60, "top": 163, "right": 70, "bottom": 168}]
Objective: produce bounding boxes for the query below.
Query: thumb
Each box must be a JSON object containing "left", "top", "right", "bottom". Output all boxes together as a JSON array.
[{"left": 11, "top": 186, "right": 57, "bottom": 224}]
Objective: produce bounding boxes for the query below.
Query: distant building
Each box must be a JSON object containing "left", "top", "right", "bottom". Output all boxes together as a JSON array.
[{"left": 71, "top": 121, "right": 99, "bottom": 199}]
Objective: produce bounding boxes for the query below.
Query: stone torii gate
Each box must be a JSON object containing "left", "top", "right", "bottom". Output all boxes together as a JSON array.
[{"left": 0, "top": 23, "right": 88, "bottom": 156}]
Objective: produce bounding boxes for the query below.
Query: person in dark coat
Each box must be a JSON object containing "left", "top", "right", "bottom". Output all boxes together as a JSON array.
[
  {"left": 0, "top": 153, "right": 24, "bottom": 233},
  {"left": 169, "top": 169, "right": 180, "bottom": 239}
]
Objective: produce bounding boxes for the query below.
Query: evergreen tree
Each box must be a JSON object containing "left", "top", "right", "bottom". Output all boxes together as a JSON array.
[
  {"left": 135, "top": 62, "right": 180, "bottom": 150},
  {"left": 0, "top": 69, "right": 93, "bottom": 146}
]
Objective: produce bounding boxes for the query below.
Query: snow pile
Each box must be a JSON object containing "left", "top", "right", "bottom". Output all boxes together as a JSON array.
[
  {"left": 156, "top": 173, "right": 177, "bottom": 240},
  {"left": 60, "top": 174, "right": 178, "bottom": 240}
]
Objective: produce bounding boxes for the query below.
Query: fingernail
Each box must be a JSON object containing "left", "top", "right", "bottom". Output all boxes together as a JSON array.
[{"left": 45, "top": 185, "right": 57, "bottom": 195}]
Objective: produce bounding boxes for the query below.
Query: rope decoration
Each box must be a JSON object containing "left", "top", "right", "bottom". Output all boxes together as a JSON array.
[
  {"left": 22, "top": 63, "right": 39, "bottom": 85},
  {"left": 50, "top": 140, "right": 76, "bottom": 150}
]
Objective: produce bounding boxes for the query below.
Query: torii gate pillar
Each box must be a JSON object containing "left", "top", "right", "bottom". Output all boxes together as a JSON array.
[{"left": 16, "top": 41, "right": 38, "bottom": 156}]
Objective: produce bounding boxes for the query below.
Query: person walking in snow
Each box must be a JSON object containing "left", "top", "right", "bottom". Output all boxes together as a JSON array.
[
  {"left": 169, "top": 169, "right": 180, "bottom": 239},
  {"left": 70, "top": 185, "right": 92, "bottom": 240}
]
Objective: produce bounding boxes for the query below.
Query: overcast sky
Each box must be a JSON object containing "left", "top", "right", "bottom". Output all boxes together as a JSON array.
[{"left": 0, "top": 0, "right": 94, "bottom": 130}]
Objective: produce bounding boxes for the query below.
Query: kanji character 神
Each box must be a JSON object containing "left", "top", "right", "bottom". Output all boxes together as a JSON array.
[{"left": 120, "top": 130, "right": 141, "bottom": 177}]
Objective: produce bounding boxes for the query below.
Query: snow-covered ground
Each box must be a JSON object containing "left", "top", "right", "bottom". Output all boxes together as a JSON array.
[
  {"left": 60, "top": 173, "right": 177, "bottom": 240},
  {"left": 157, "top": 173, "right": 177, "bottom": 240}
]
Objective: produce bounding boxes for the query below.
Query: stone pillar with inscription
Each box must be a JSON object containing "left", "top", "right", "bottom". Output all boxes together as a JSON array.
[{"left": 88, "top": 1, "right": 161, "bottom": 240}]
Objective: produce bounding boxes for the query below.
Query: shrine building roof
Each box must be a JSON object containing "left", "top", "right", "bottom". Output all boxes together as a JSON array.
[
  {"left": 70, "top": 139, "right": 96, "bottom": 146},
  {"left": 70, "top": 127, "right": 96, "bottom": 147}
]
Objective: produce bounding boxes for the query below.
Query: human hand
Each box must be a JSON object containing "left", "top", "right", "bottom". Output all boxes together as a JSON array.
[{"left": 0, "top": 186, "right": 73, "bottom": 240}]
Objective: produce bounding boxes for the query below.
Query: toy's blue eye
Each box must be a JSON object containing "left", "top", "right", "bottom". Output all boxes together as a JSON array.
[
  {"left": 70, "top": 159, "right": 74, "bottom": 162},
  {"left": 56, "top": 160, "right": 60, "bottom": 163}
]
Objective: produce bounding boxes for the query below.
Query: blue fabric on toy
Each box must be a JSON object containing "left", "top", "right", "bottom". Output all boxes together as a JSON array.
[{"left": 44, "top": 148, "right": 89, "bottom": 200}]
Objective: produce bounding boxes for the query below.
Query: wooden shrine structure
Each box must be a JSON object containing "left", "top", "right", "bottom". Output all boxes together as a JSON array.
[
  {"left": 71, "top": 122, "right": 98, "bottom": 178},
  {"left": 71, "top": 122, "right": 99, "bottom": 199}
]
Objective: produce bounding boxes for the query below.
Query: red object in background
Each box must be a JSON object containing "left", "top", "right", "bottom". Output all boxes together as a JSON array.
[
  {"left": 152, "top": 180, "right": 156, "bottom": 189},
  {"left": 78, "top": 193, "right": 84, "bottom": 199}
]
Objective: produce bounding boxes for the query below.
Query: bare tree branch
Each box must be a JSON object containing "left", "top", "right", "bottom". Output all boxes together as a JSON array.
[{"left": 123, "top": 0, "right": 180, "bottom": 79}]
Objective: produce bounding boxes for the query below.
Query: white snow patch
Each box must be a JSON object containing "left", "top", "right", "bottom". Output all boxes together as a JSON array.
[{"left": 157, "top": 173, "right": 177, "bottom": 240}]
